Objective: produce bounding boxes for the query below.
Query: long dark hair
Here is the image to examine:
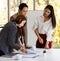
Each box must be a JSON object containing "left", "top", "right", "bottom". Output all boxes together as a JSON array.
[{"left": 45, "top": 5, "right": 56, "bottom": 28}]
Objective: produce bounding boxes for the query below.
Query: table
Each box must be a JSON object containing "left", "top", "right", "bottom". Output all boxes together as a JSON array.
[{"left": 0, "top": 49, "right": 60, "bottom": 61}]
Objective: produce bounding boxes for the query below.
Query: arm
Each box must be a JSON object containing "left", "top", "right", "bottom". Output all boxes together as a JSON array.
[
  {"left": 45, "top": 26, "right": 54, "bottom": 49},
  {"left": 12, "top": 41, "right": 27, "bottom": 53},
  {"left": 17, "top": 36, "right": 27, "bottom": 52},
  {"left": 18, "top": 37, "right": 25, "bottom": 48},
  {"left": 23, "top": 23, "right": 27, "bottom": 47},
  {"left": 33, "top": 19, "right": 43, "bottom": 44},
  {"left": 34, "top": 28, "right": 43, "bottom": 44},
  {"left": 7, "top": 23, "right": 20, "bottom": 50}
]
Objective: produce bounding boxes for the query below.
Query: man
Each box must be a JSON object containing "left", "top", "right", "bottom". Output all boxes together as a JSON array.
[{"left": 10, "top": 3, "right": 28, "bottom": 47}]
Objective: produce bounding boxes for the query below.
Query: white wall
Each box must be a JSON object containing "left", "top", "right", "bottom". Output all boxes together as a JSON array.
[{"left": 26, "top": 10, "right": 43, "bottom": 47}]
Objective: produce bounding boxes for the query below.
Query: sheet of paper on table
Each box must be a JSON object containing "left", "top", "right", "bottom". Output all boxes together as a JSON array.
[{"left": 16, "top": 49, "right": 44, "bottom": 58}]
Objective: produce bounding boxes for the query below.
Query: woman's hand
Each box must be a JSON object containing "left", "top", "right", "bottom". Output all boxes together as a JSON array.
[
  {"left": 12, "top": 49, "right": 18, "bottom": 53},
  {"left": 45, "top": 42, "right": 49, "bottom": 49},
  {"left": 38, "top": 36, "right": 43, "bottom": 44},
  {"left": 18, "top": 41, "right": 27, "bottom": 53},
  {"left": 34, "top": 29, "right": 43, "bottom": 44},
  {"left": 20, "top": 47, "right": 27, "bottom": 53}
]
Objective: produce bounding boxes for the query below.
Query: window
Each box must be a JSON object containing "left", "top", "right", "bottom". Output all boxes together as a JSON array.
[
  {"left": 9, "top": 0, "right": 20, "bottom": 17},
  {"left": 0, "top": 0, "right": 8, "bottom": 27},
  {"left": 35, "top": 0, "right": 48, "bottom": 10}
]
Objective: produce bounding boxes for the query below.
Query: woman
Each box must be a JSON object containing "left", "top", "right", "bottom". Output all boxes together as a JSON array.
[
  {"left": 33, "top": 5, "right": 56, "bottom": 48},
  {"left": 0, "top": 15, "right": 27, "bottom": 56}
]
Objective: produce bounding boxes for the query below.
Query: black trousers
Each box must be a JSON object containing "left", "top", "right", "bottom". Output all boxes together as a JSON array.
[{"left": 0, "top": 50, "right": 5, "bottom": 56}]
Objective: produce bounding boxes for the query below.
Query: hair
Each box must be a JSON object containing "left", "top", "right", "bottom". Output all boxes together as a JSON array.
[
  {"left": 44, "top": 5, "right": 56, "bottom": 28},
  {"left": 15, "top": 15, "right": 27, "bottom": 24},
  {"left": 15, "top": 15, "right": 27, "bottom": 37},
  {"left": 19, "top": 3, "right": 28, "bottom": 10}
]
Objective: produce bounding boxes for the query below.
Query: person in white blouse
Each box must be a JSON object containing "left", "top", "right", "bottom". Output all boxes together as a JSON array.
[{"left": 33, "top": 5, "right": 56, "bottom": 49}]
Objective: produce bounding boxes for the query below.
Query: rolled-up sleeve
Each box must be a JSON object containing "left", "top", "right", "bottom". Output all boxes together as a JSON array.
[
  {"left": 33, "top": 18, "right": 39, "bottom": 30},
  {"left": 46, "top": 26, "right": 54, "bottom": 41}
]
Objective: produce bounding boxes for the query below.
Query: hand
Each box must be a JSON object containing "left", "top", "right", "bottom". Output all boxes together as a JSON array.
[
  {"left": 12, "top": 49, "right": 18, "bottom": 53},
  {"left": 20, "top": 47, "right": 27, "bottom": 53},
  {"left": 38, "top": 37, "right": 43, "bottom": 44},
  {"left": 45, "top": 42, "right": 49, "bottom": 49}
]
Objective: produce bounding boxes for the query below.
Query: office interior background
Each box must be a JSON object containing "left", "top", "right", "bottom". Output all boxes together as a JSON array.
[{"left": 0, "top": 0, "right": 60, "bottom": 48}]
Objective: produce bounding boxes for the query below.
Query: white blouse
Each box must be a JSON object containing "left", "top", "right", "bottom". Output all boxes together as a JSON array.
[{"left": 33, "top": 15, "right": 54, "bottom": 41}]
